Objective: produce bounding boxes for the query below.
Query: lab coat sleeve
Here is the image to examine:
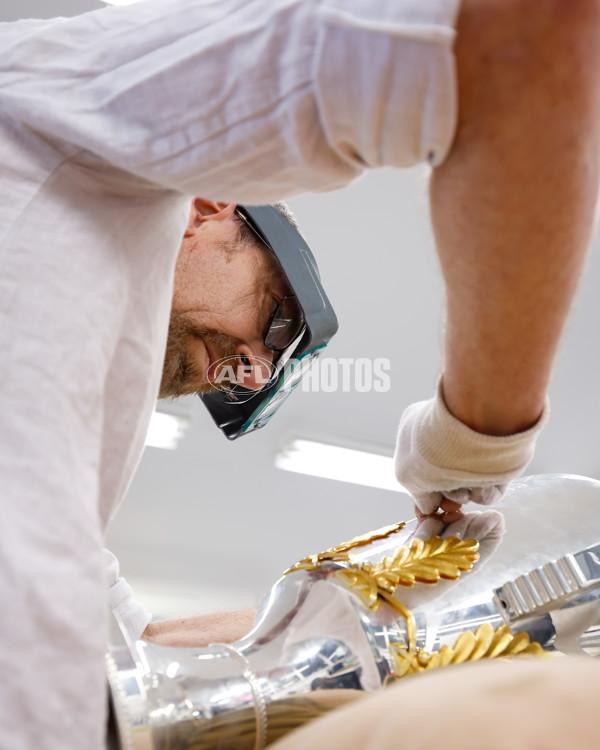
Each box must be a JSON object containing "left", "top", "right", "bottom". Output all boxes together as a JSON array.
[
  {"left": 103, "top": 549, "right": 152, "bottom": 642},
  {"left": 0, "top": 0, "right": 459, "bottom": 203}
]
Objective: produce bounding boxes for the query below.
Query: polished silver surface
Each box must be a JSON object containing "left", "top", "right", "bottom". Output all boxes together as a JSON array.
[
  {"left": 107, "top": 474, "right": 600, "bottom": 750},
  {"left": 494, "top": 541, "right": 600, "bottom": 622}
]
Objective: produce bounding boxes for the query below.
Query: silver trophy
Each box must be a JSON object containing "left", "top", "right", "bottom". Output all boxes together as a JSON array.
[{"left": 107, "top": 474, "right": 600, "bottom": 750}]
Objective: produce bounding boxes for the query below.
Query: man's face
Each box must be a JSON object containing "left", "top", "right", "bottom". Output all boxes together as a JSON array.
[{"left": 159, "top": 199, "right": 291, "bottom": 399}]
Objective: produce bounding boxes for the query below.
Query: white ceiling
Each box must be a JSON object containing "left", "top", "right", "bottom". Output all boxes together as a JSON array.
[{"left": 8, "top": 0, "right": 600, "bottom": 618}]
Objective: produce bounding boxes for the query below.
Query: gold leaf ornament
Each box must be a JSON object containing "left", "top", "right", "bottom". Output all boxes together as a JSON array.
[
  {"left": 361, "top": 535, "right": 480, "bottom": 591},
  {"left": 333, "top": 535, "right": 479, "bottom": 653},
  {"left": 333, "top": 535, "right": 479, "bottom": 612},
  {"left": 283, "top": 522, "right": 406, "bottom": 575},
  {"left": 390, "top": 623, "right": 546, "bottom": 679}
]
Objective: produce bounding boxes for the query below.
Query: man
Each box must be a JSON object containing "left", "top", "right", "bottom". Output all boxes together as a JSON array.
[{"left": 2, "top": 1, "right": 600, "bottom": 749}]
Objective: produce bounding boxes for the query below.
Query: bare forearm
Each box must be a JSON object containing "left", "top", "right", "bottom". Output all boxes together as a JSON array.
[
  {"left": 142, "top": 609, "right": 257, "bottom": 647},
  {"left": 431, "top": 0, "right": 600, "bottom": 435}
]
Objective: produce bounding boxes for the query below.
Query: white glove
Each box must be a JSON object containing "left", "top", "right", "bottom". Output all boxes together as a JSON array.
[{"left": 395, "top": 379, "right": 549, "bottom": 515}]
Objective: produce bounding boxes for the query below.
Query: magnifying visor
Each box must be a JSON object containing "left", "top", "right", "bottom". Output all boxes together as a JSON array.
[{"left": 199, "top": 204, "right": 338, "bottom": 439}]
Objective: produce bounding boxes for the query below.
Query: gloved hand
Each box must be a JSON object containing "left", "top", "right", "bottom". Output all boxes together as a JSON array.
[
  {"left": 396, "top": 509, "right": 506, "bottom": 612},
  {"left": 395, "top": 379, "right": 549, "bottom": 516}
]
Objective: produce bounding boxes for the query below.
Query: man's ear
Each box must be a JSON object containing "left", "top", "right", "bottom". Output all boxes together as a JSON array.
[{"left": 191, "top": 198, "right": 236, "bottom": 224}]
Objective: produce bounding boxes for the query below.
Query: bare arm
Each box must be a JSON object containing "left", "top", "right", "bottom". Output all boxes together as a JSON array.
[
  {"left": 142, "top": 609, "right": 257, "bottom": 648},
  {"left": 432, "top": 0, "right": 600, "bottom": 436}
]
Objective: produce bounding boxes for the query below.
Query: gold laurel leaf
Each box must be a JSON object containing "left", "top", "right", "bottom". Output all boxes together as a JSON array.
[
  {"left": 402, "top": 564, "right": 441, "bottom": 584},
  {"left": 526, "top": 642, "right": 546, "bottom": 656},
  {"left": 387, "top": 572, "right": 418, "bottom": 587},
  {"left": 502, "top": 630, "right": 538, "bottom": 656},
  {"left": 389, "top": 548, "right": 410, "bottom": 566},
  {"left": 423, "top": 536, "right": 449, "bottom": 556},
  {"left": 437, "top": 644, "right": 454, "bottom": 667},
  {"left": 283, "top": 522, "right": 407, "bottom": 575},
  {"left": 427, "top": 559, "right": 468, "bottom": 579},
  {"left": 372, "top": 536, "right": 480, "bottom": 590},
  {"left": 470, "top": 623, "right": 495, "bottom": 660},
  {"left": 393, "top": 653, "right": 412, "bottom": 678},
  {"left": 486, "top": 624, "right": 514, "bottom": 658},
  {"left": 442, "top": 551, "right": 481, "bottom": 564},
  {"left": 332, "top": 522, "right": 407, "bottom": 554},
  {"left": 450, "top": 630, "right": 476, "bottom": 664},
  {"left": 410, "top": 538, "right": 425, "bottom": 557}
]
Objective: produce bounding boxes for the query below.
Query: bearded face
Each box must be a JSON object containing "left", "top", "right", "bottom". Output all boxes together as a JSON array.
[
  {"left": 159, "top": 201, "right": 292, "bottom": 399},
  {"left": 159, "top": 314, "right": 239, "bottom": 398}
]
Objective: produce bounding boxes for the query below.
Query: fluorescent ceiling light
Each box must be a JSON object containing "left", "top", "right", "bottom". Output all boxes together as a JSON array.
[
  {"left": 145, "top": 410, "right": 189, "bottom": 450},
  {"left": 275, "top": 438, "right": 407, "bottom": 493}
]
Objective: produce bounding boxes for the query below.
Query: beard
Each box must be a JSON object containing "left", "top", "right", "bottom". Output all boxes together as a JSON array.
[{"left": 159, "top": 312, "right": 238, "bottom": 399}]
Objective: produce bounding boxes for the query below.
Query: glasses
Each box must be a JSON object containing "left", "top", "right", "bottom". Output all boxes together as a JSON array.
[
  {"left": 265, "top": 294, "right": 305, "bottom": 351},
  {"left": 235, "top": 208, "right": 306, "bottom": 352}
]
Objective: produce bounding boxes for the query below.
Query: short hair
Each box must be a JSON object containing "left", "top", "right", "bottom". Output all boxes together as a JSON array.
[{"left": 272, "top": 201, "right": 300, "bottom": 231}]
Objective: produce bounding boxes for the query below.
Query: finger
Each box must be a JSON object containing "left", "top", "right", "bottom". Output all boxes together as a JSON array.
[
  {"left": 414, "top": 502, "right": 435, "bottom": 519},
  {"left": 439, "top": 498, "right": 463, "bottom": 513},
  {"left": 439, "top": 509, "right": 465, "bottom": 525}
]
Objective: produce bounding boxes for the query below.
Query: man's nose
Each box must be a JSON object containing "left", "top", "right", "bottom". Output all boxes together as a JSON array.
[{"left": 234, "top": 343, "right": 275, "bottom": 391}]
